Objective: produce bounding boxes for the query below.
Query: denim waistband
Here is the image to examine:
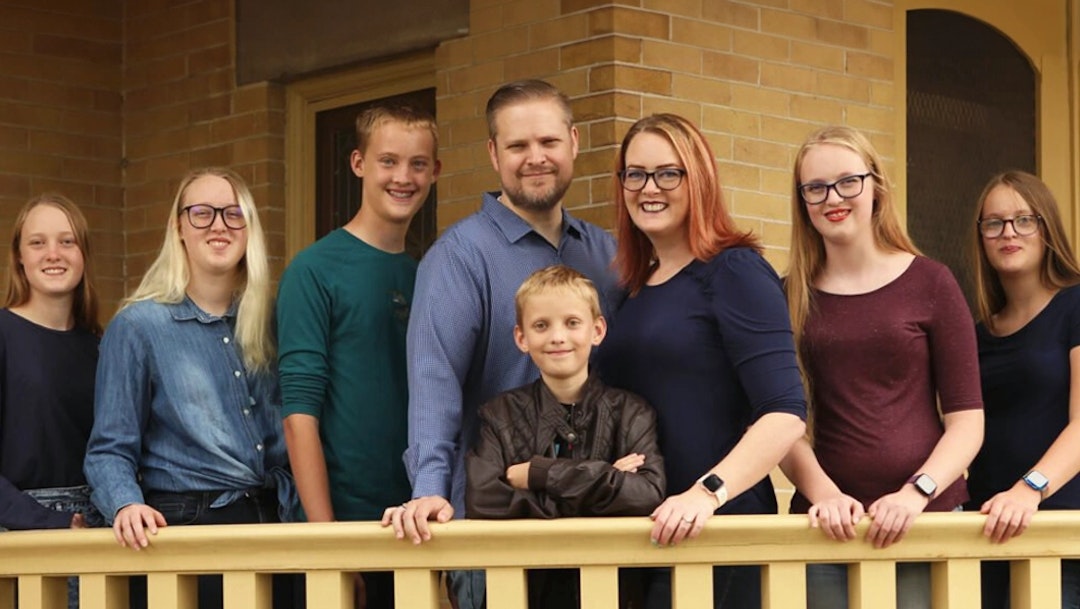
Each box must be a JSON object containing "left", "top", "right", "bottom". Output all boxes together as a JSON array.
[
  {"left": 145, "top": 487, "right": 277, "bottom": 508},
  {"left": 21, "top": 484, "right": 104, "bottom": 528}
]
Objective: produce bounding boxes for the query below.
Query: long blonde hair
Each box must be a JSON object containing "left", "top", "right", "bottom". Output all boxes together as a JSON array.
[
  {"left": 125, "top": 167, "right": 275, "bottom": 371},
  {"left": 971, "top": 171, "right": 1080, "bottom": 331},
  {"left": 786, "top": 126, "right": 920, "bottom": 360},
  {"left": 5, "top": 193, "right": 102, "bottom": 336}
]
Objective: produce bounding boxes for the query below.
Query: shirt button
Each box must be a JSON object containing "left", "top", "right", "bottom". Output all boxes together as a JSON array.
[
  {"left": 243, "top": 409, "right": 250, "bottom": 416},
  {"left": 223, "top": 337, "right": 230, "bottom": 344},
  {"left": 249, "top": 397, "right": 256, "bottom": 405},
  {"left": 234, "top": 370, "right": 241, "bottom": 378},
  {"left": 256, "top": 443, "right": 263, "bottom": 451}
]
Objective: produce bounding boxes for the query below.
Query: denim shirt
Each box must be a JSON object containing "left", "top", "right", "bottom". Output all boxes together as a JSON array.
[{"left": 85, "top": 297, "right": 294, "bottom": 522}]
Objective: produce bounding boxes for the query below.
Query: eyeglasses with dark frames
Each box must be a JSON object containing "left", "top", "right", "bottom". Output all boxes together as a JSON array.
[
  {"left": 180, "top": 204, "right": 247, "bottom": 230},
  {"left": 798, "top": 173, "right": 873, "bottom": 205},
  {"left": 978, "top": 214, "right": 1041, "bottom": 238},
  {"left": 618, "top": 168, "right": 687, "bottom": 192}
]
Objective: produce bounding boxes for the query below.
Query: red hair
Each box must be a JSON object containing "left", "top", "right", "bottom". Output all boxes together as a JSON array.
[{"left": 613, "top": 114, "right": 759, "bottom": 294}]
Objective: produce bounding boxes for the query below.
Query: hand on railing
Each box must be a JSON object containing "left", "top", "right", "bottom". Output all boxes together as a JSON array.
[
  {"left": 70, "top": 512, "right": 87, "bottom": 529},
  {"left": 807, "top": 493, "right": 864, "bottom": 541},
  {"left": 865, "top": 486, "right": 930, "bottom": 549},
  {"left": 648, "top": 487, "right": 716, "bottom": 547},
  {"left": 112, "top": 503, "right": 168, "bottom": 551},
  {"left": 381, "top": 495, "right": 454, "bottom": 545},
  {"left": 980, "top": 483, "right": 1040, "bottom": 543}
]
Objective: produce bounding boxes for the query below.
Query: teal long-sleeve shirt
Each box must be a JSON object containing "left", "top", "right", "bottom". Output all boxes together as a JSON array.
[{"left": 277, "top": 228, "right": 414, "bottom": 520}]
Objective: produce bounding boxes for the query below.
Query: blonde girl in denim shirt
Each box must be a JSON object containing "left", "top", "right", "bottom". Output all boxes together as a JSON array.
[{"left": 85, "top": 168, "right": 296, "bottom": 609}]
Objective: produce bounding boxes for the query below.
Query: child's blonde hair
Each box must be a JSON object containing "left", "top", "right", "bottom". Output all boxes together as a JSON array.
[{"left": 515, "top": 265, "right": 602, "bottom": 326}]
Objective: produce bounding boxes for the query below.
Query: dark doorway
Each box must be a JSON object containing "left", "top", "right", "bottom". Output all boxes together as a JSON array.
[
  {"left": 906, "top": 9, "right": 1036, "bottom": 307},
  {"left": 315, "top": 88, "right": 438, "bottom": 259}
]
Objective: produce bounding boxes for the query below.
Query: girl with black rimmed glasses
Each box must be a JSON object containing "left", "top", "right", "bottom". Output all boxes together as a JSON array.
[
  {"left": 967, "top": 170, "right": 1080, "bottom": 609},
  {"left": 780, "top": 125, "right": 984, "bottom": 609}
]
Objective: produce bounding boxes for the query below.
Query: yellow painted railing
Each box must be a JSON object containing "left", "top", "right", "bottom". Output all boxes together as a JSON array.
[{"left": 1, "top": 512, "right": 1078, "bottom": 609}]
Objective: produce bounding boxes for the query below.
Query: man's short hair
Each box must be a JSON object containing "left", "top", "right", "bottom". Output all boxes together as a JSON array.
[{"left": 485, "top": 79, "right": 573, "bottom": 140}]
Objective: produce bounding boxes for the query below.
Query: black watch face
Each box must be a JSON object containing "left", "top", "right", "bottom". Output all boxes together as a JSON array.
[{"left": 702, "top": 474, "right": 723, "bottom": 493}]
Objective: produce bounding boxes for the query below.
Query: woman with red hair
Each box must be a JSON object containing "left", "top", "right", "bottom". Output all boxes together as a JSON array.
[{"left": 596, "top": 114, "right": 806, "bottom": 609}]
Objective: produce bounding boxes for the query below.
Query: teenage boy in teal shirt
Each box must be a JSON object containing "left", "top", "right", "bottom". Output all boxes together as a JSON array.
[{"left": 277, "top": 104, "right": 440, "bottom": 609}]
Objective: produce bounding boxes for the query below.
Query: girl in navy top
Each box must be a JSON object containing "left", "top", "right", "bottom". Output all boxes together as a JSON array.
[
  {"left": 0, "top": 193, "right": 102, "bottom": 532},
  {"left": 968, "top": 171, "right": 1080, "bottom": 608},
  {"left": 597, "top": 114, "right": 806, "bottom": 609}
]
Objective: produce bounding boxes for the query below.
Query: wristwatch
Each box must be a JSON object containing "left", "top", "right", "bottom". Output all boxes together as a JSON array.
[
  {"left": 697, "top": 473, "right": 728, "bottom": 509},
  {"left": 909, "top": 473, "right": 937, "bottom": 499},
  {"left": 1023, "top": 470, "right": 1050, "bottom": 496}
]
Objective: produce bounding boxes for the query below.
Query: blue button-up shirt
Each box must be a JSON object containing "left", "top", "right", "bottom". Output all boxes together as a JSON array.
[
  {"left": 405, "top": 192, "right": 620, "bottom": 516},
  {"left": 85, "top": 298, "right": 293, "bottom": 521}
]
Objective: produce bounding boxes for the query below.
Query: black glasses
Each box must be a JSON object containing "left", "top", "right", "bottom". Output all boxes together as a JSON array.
[
  {"left": 798, "top": 173, "right": 873, "bottom": 205},
  {"left": 978, "top": 214, "right": 1041, "bottom": 238},
  {"left": 618, "top": 168, "right": 687, "bottom": 192},
  {"left": 180, "top": 204, "right": 246, "bottom": 229}
]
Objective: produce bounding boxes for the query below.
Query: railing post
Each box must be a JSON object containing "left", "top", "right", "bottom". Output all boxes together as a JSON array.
[
  {"left": 16, "top": 575, "right": 66, "bottom": 609},
  {"left": 850, "top": 561, "right": 896, "bottom": 609},
  {"left": 0, "top": 579, "right": 13, "bottom": 609},
  {"left": 579, "top": 565, "right": 619, "bottom": 609},
  {"left": 393, "top": 569, "right": 440, "bottom": 609},
  {"left": 79, "top": 574, "right": 129, "bottom": 609},
  {"left": 222, "top": 572, "right": 272, "bottom": 609},
  {"left": 146, "top": 573, "right": 197, "bottom": 609},
  {"left": 486, "top": 568, "right": 527, "bottom": 609},
  {"left": 304, "top": 571, "right": 353, "bottom": 609},
  {"left": 1010, "top": 557, "right": 1062, "bottom": 609},
  {"left": 763, "top": 562, "right": 806, "bottom": 608},
  {"left": 672, "top": 564, "right": 712, "bottom": 609},
  {"left": 931, "top": 559, "right": 980, "bottom": 609}
]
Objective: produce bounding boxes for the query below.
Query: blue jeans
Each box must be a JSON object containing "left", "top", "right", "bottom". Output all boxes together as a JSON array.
[
  {"left": 642, "top": 565, "right": 761, "bottom": 609},
  {"left": 126, "top": 489, "right": 301, "bottom": 609},
  {"left": 979, "top": 559, "right": 1080, "bottom": 608},
  {"left": 806, "top": 562, "right": 930, "bottom": 609},
  {"left": 448, "top": 569, "right": 486, "bottom": 609},
  {"left": 19, "top": 485, "right": 105, "bottom": 609}
]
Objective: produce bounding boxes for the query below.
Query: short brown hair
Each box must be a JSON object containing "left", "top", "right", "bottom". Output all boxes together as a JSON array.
[
  {"left": 355, "top": 104, "right": 439, "bottom": 158},
  {"left": 515, "top": 265, "right": 601, "bottom": 326},
  {"left": 485, "top": 80, "right": 573, "bottom": 140}
]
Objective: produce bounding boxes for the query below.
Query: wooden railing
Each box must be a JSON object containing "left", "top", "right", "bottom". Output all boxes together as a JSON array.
[{"left": 1, "top": 512, "right": 1079, "bottom": 608}]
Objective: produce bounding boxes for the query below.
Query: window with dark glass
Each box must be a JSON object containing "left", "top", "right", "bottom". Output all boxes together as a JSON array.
[{"left": 907, "top": 9, "right": 1035, "bottom": 306}]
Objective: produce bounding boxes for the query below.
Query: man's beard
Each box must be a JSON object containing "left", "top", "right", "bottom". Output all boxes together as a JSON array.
[{"left": 503, "top": 172, "right": 572, "bottom": 212}]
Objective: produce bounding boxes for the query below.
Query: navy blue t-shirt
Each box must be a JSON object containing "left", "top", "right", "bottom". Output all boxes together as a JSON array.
[
  {"left": 0, "top": 308, "right": 99, "bottom": 529},
  {"left": 967, "top": 284, "right": 1080, "bottom": 510},
  {"left": 596, "top": 248, "right": 806, "bottom": 514}
]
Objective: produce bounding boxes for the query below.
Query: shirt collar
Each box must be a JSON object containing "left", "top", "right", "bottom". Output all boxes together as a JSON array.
[
  {"left": 166, "top": 295, "right": 238, "bottom": 323},
  {"left": 481, "top": 191, "right": 584, "bottom": 245}
]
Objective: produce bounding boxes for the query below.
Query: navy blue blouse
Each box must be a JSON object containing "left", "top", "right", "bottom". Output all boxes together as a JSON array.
[
  {"left": 597, "top": 248, "right": 806, "bottom": 514},
  {"left": 968, "top": 284, "right": 1080, "bottom": 509},
  {"left": 0, "top": 308, "right": 98, "bottom": 529}
]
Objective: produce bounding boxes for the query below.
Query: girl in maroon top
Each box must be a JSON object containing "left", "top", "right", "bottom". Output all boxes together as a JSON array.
[{"left": 780, "top": 126, "right": 984, "bottom": 608}]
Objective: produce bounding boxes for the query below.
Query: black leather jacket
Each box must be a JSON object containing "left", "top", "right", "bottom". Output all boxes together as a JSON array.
[{"left": 466, "top": 373, "right": 665, "bottom": 519}]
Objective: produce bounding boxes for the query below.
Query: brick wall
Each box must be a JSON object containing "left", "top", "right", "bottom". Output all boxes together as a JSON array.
[
  {"left": 0, "top": 0, "right": 124, "bottom": 314},
  {"left": 123, "top": 0, "right": 287, "bottom": 293},
  {"left": 435, "top": 0, "right": 897, "bottom": 273}
]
